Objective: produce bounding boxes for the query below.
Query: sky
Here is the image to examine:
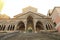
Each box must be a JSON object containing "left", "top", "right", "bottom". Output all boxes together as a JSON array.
[{"left": 1, "top": 0, "right": 60, "bottom": 18}]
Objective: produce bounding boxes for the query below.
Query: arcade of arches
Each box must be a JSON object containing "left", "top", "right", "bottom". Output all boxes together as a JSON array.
[
  {"left": 15, "top": 16, "right": 54, "bottom": 32},
  {"left": 0, "top": 6, "right": 55, "bottom": 33},
  {"left": 0, "top": 15, "right": 54, "bottom": 33}
]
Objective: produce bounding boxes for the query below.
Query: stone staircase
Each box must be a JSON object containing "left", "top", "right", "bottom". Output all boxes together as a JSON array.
[{"left": 0, "top": 32, "right": 60, "bottom": 40}]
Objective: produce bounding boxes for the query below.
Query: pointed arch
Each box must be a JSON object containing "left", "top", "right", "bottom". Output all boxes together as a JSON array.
[
  {"left": 49, "top": 23, "right": 53, "bottom": 30},
  {"left": 54, "top": 22, "right": 56, "bottom": 27},
  {"left": 36, "top": 21, "right": 44, "bottom": 32},
  {"left": 27, "top": 16, "right": 34, "bottom": 32},
  {"left": 0, "top": 25, "right": 6, "bottom": 31},
  {"left": 7, "top": 25, "right": 15, "bottom": 31},
  {"left": 46, "top": 23, "right": 53, "bottom": 30},
  {"left": 46, "top": 24, "right": 49, "bottom": 30},
  {"left": 17, "top": 21, "right": 25, "bottom": 32},
  {"left": 27, "top": 15, "right": 33, "bottom": 22}
]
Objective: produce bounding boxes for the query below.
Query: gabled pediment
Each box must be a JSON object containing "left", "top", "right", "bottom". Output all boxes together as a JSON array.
[
  {"left": 14, "top": 11, "right": 49, "bottom": 18},
  {"left": 14, "top": 6, "right": 50, "bottom": 19}
]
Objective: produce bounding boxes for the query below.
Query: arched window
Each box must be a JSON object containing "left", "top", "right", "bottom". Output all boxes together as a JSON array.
[
  {"left": 48, "top": 24, "right": 50, "bottom": 30},
  {"left": 0, "top": 25, "right": 2, "bottom": 30},
  {"left": 7, "top": 25, "right": 10, "bottom": 30},
  {"left": 54, "top": 22, "right": 56, "bottom": 27},
  {"left": 46, "top": 24, "right": 49, "bottom": 30},
  {"left": 2, "top": 25, "right": 6, "bottom": 30},
  {"left": 12, "top": 25, "right": 15, "bottom": 30},
  {"left": 49, "top": 24, "right": 53, "bottom": 30},
  {"left": 8, "top": 25, "right": 12, "bottom": 31},
  {"left": 8, "top": 25, "right": 15, "bottom": 31},
  {"left": 46, "top": 23, "right": 53, "bottom": 30},
  {"left": 0, "top": 25, "right": 6, "bottom": 31}
]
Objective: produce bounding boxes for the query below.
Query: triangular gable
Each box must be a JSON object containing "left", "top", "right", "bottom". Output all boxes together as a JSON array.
[{"left": 14, "top": 11, "right": 49, "bottom": 18}]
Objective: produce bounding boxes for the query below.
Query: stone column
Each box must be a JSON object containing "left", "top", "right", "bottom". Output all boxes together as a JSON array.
[
  {"left": 5, "top": 24, "right": 9, "bottom": 32},
  {"left": 24, "top": 21, "right": 27, "bottom": 33},
  {"left": 42, "top": 23, "right": 47, "bottom": 32},
  {"left": 34, "top": 22, "right": 37, "bottom": 33},
  {"left": 14, "top": 25, "right": 17, "bottom": 31}
]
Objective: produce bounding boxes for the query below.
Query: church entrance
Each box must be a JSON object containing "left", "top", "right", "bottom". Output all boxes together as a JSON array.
[
  {"left": 17, "top": 21, "right": 25, "bottom": 32},
  {"left": 36, "top": 21, "right": 44, "bottom": 32},
  {"left": 27, "top": 16, "right": 34, "bottom": 32}
]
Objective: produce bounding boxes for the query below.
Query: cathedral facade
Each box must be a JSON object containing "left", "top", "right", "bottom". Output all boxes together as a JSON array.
[{"left": 0, "top": 6, "right": 55, "bottom": 33}]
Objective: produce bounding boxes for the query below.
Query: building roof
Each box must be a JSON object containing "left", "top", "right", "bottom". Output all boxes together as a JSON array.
[
  {"left": 14, "top": 6, "right": 51, "bottom": 18},
  {"left": 0, "top": 14, "right": 10, "bottom": 19},
  {"left": 51, "top": 7, "right": 60, "bottom": 14},
  {"left": 0, "top": 6, "right": 52, "bottom": 19},
  {"left": 14, "top": 11, "right": 51, "bottom": 18}
]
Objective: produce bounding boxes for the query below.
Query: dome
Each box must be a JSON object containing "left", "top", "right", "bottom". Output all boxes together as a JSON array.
[{"left": 22, "top": 6, "right": 37, "bottom": 13}]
